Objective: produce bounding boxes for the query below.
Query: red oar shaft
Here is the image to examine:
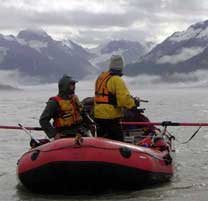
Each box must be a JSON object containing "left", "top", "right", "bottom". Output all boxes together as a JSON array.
[
  {"left": 121, "top": 122, "right": 162, "bottom": 126},
  {"left": 0, "top": 125, "right": 42, "bottom": 130},
  {"left": 121, "top": 121, "right": 208, "bottom": 126},
  {"left": 1, "top": 121, "right": 208, "bottom": 131},
  {"left": 175, "top": 123, "right": 208, "bottom": 126}
]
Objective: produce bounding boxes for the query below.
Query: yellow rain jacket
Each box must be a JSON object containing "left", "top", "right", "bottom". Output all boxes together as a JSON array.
[{"left": 94, "top": 72, "right": 136, "bottom": 119}]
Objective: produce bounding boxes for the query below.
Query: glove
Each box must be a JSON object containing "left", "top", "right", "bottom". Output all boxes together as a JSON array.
[
  {"left": 89, "top": 123, "right": 96, "bottom": 136},
  {"left": 30, "top": 139, "right": 40, "bottom": 148},
  {"left": 134, "top": 97, "right": 140, "bottom": 107},
  {"left": 30, "top": 138, "right": 50, "bottom": 148}
]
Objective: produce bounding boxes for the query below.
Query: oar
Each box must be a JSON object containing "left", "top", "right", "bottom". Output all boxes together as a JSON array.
[
  {"left": 140, "top": 99, "right": 149, "bottom": 103},
  {"left": 0, "top": 125, "right": 42, "bottom": 130},
  {"left": 2, "top": 121, "right": 208, "bottom": 130},
  {"left": 18, "top": 123, "right": 41, "bottom": 144},
  {"left": 121, "top": 121, "right": 208, "bottom": 126}
]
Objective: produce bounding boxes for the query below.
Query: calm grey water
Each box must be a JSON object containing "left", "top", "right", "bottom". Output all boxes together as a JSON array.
[{"left": 1, "top": 83, "right": 208, "bottom": 201}]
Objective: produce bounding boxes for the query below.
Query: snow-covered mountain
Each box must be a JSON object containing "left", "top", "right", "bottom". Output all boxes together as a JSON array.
[
  {"left": 89, "top": 40, "right": 149, "bottom": 71},
  {"left": 125, "top": 19, "right": 208, "bottom": 76},
  {"left": 143, "top": 20, "right": 208, "bottom": 64},
  {"left": 5, "top": 21, "right": 208, "bottom": 83},
  {"left": 62, "top": 39, "right": 96, "bottom": 60},
  {"left": 0, "top": 29, "right": 97, "bottom": 83}
]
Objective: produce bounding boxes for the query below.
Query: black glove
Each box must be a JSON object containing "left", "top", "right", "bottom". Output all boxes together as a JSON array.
[
  {"left": 89, "top": 123, "right": 96, "bottom": 136},
  {"left": 134, "top": 97, "right": 140, "bottom": 107},
  {"left": 30, "top": 138, "right": 49, "bottom": 148},
  {"left": 30, "top": 139, "right": 40, "bottom": 148}
]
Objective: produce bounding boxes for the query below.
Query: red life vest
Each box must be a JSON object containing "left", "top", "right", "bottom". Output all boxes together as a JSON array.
[
  {"left": 51, "top": 95, "right": 82, "bottom": 128},
  {"left": 94, "top": 72, "right": 117, "bottom": 105}
]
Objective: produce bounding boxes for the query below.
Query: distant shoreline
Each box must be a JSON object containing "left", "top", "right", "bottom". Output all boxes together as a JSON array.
[{"left": 0, "top": 84, "right": 21, "bottom": 91}]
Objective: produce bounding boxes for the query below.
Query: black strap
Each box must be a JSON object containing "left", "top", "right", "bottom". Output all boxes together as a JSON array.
[
  {"left": 166, "top": 126, "right": 202, "bottom": 144},
  {"left": 180, "top": 126, "right": 202, "bottom": 144}
]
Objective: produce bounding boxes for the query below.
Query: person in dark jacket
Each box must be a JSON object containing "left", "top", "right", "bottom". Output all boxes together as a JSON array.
[
  {"left": 39, "top": 74, "right": 94, "bottom": 139},
  {"left": 94, "top": 55, "right": 137, "bottom": 141}
]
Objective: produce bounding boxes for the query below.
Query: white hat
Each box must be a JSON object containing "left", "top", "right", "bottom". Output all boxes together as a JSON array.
[{"left": 109, "top": 55, "right": 124, "bottom": 71}]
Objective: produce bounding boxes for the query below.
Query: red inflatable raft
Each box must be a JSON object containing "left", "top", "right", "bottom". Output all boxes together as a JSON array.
[{"left": 17, "top": 135, "right": 174, "bottom": 194}]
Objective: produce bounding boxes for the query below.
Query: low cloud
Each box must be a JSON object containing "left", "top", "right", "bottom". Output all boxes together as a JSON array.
[
  {"left": 125, "top": 69, "right": 208, "bottom": 89},
  {"left": 157, "top": 47, "right": 205, "bottom": 64}
]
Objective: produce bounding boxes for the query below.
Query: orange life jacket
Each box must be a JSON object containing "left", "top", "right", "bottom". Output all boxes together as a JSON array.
[
  {"left": 94, "top": 72, "right": 117, "bottom": 105},
  {"left": 51, "top": 95, "right": 82, "bottom": 128}
]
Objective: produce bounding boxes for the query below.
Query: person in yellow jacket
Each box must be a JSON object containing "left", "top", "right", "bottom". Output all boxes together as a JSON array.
[{"left": 94, "top": 55, "right": 137, "bottom": 141}]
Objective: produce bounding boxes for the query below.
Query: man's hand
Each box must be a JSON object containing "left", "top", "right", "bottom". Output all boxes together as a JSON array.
[
  {"left": 134, "top": 97, "right": 140, "bottom": 106},
  {"left": 89, "top": 124, "right": 96, "bottom": 136}
]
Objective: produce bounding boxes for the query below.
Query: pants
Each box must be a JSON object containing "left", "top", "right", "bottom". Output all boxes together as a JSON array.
[
  {"left": 94, "top": 118, "right": 123, "bottom": 141},
  {"left": 56, "top": 125, "right": 88, "bottom": 137}
]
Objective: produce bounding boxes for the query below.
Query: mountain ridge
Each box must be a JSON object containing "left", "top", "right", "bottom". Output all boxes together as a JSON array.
[
  {"left": 0, "top": 29, "right": 97, "bottom": 83},
  {"left": 125, "top": 19, "right": 208, "bottom": 76},
  {"left": 1, "top": 19, "right": 208, "bottom": 83}
]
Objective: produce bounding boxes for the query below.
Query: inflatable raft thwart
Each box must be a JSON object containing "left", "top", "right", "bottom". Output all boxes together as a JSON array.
[{"left": 17, "top": 134, "right": 175, "bottom": 194}]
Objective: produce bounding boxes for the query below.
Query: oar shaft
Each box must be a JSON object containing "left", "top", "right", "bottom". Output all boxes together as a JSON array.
[
  {"left": 177, "top": 123, "right": 208, "bottom": 126},
  {"left": 0, "top": 125, "right": 42, "bottom": 130},
  {"left": 121, "top": 121, "right": 208, "bottom": 126},
  {"left": 140, "top": 99, "right": 149, "bottom": 103},
  {"left": 121, "top": 122, "right": 161, "bottom": 126},
  {"left": 1, "top": 121, "right": 208, "bottom": 131}
]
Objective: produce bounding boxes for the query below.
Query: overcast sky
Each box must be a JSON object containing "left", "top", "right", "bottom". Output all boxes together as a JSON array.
[{"left": 1, "top": 0, "right": 208, "bottom": 47}]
